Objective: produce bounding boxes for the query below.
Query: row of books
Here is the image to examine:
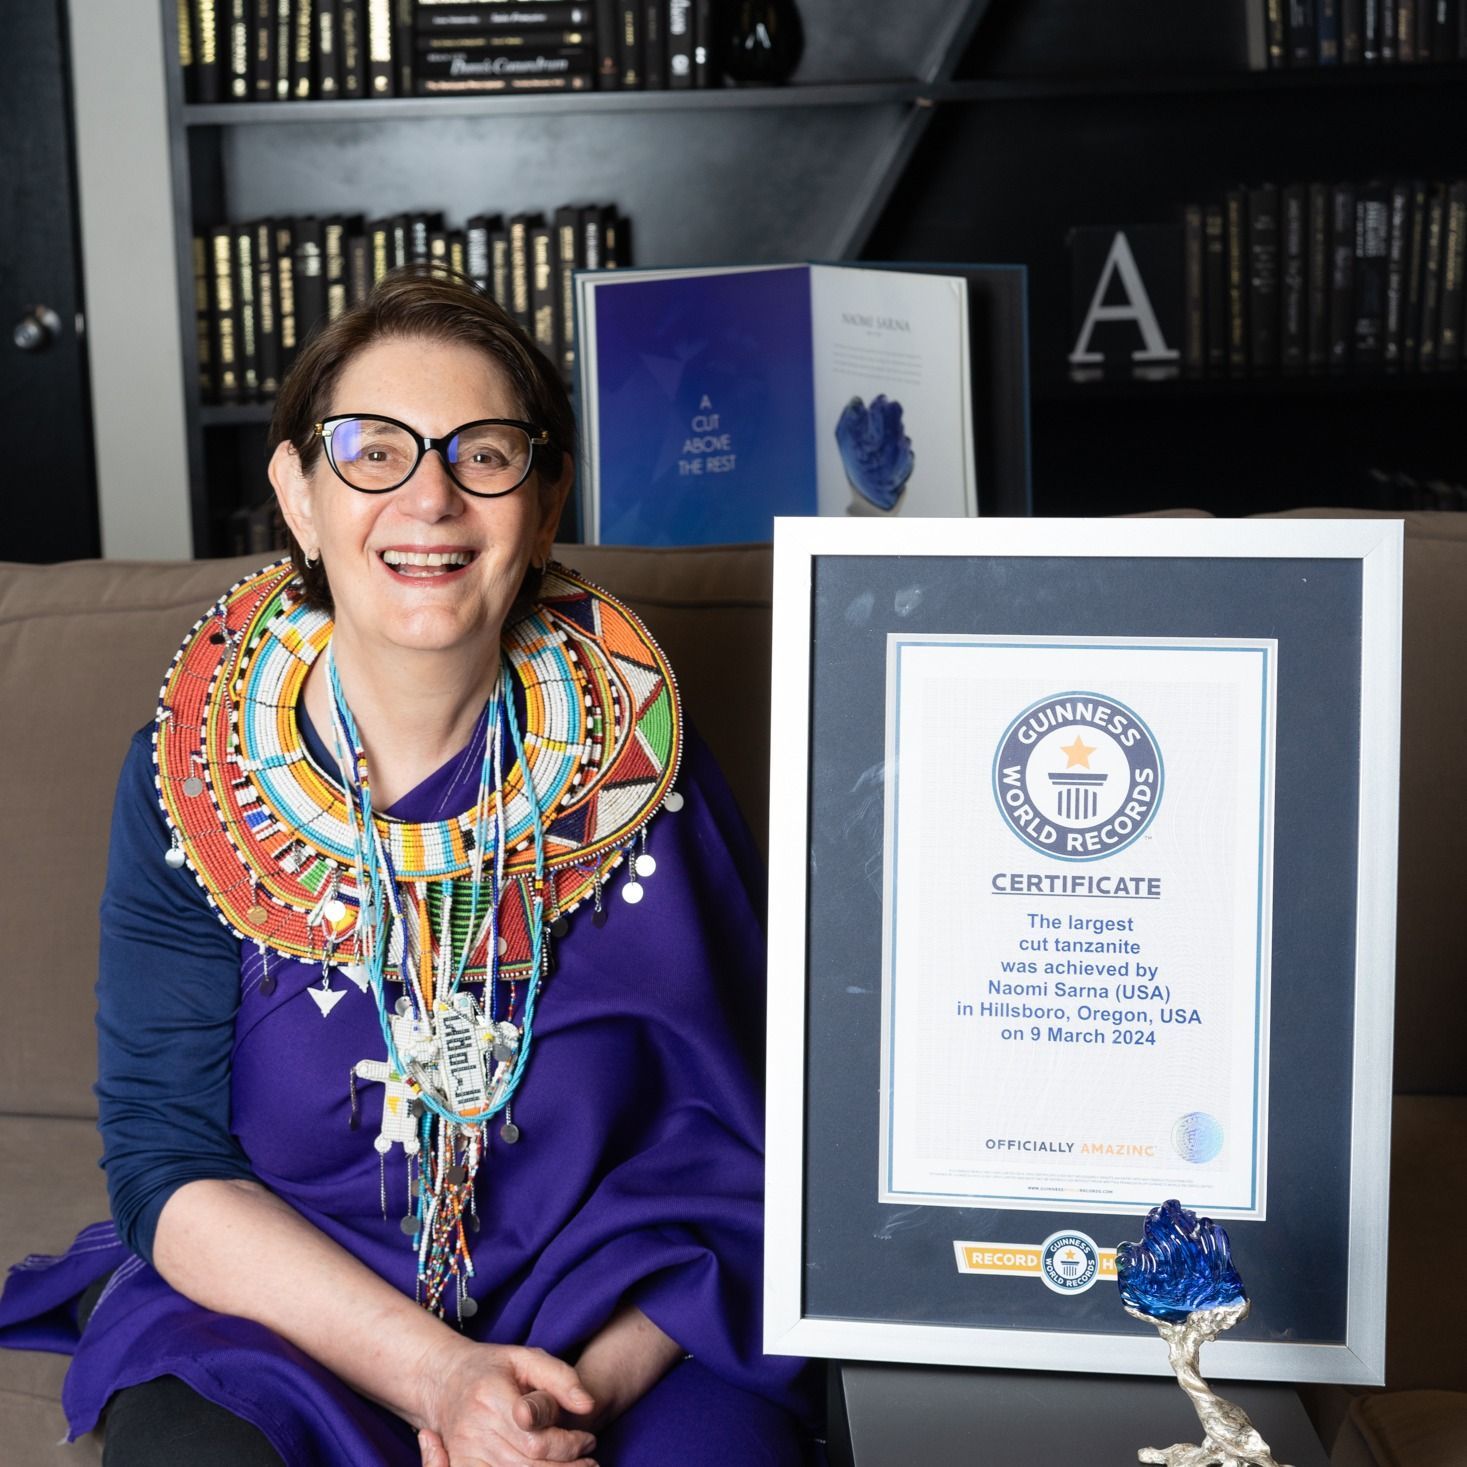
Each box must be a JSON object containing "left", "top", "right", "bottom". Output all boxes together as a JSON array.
[
  {"left": 179, "top": 0, "right": 721, "bottom": 101},
  {"left": 1248, "top": 0, "right": 1467, "bottom": 66},
  {"left": 1181, "top": 178, "right": 1467, "bottom": 377},
  {"left": 195, "top": 203, "right": 630, "bottom": 403}
]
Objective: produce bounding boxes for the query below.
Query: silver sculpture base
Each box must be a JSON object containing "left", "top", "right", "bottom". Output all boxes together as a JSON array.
[{"left": 1126, "top": 1299, "right": 1293, "bottom": 1467}]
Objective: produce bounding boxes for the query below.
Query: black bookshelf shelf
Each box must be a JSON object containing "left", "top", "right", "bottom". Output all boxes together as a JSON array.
[
  {"left": 933, "top": 61, "right": 1467, "bottom": 103},
  {"left": 183, "top": 81, "right": 927, "bottom": 126},
  {"left": 1039, "top": 370, "right": 1467, "bottom": 403},
  {"left": 200, "top": 403, "right": 275, "bottom": 427}
]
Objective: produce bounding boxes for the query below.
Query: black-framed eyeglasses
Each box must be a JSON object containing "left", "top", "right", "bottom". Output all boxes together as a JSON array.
[{"left": 314, "top": 414, "right": 550, "bottom": 498}]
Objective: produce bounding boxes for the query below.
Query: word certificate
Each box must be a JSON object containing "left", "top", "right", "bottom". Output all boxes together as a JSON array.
[{"left": 878, "top": 635, "right": 1277, "bottom": 1218}]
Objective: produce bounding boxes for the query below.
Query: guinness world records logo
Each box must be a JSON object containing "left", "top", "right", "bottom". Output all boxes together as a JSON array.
[
  {"left": 992, "top": 690, "right": 1164, "bottom": 861},
  {"left": 1039, "top": 1230, "right": 1101, "bottom": 1295}
]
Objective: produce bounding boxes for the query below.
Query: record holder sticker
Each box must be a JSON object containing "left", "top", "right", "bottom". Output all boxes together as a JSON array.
[{"left": 953, "top": 1230, "right": 1117, "bottom": 1296}]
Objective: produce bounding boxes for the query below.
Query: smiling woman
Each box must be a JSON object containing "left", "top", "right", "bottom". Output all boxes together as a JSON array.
[{"left": 0, "top": 272, "right": 817, "bottom": 1467}]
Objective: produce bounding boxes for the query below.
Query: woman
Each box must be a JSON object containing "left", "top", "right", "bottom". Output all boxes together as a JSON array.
[{"left": 0, "top": 273, "right": 814, "bottom": 1465}]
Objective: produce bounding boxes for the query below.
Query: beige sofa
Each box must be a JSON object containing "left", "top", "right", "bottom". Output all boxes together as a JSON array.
[{"left": 1, "top": 514, "right": 1462, "bottom": 1465}]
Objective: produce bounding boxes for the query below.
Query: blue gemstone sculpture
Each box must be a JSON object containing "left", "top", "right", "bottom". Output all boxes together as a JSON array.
[
  {"left": 1116, "top": 1200, "right": 1290, "bottom": 1467},
  {"left": 834, "top": 395, "right": 915, "bottom": 512},
  {"left": 1117, "top": 1196, "right": 1247, "bottom": 1324}
]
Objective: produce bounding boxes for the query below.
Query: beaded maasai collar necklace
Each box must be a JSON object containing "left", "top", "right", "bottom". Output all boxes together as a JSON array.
[
  {"left": 154, "top": 559, "right": 683, "bottom": 981},
  {"left": 155, "top": 559, "right": 683, "bottom": 1318}
]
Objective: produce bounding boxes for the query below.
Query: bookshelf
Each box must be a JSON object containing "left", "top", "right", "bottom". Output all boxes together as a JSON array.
[
  {"left": 160, "top": 0, "right": 991, "bottom": 555},
  {"left": 867, "top": 0, "right": 1467, "bottom": 517}
]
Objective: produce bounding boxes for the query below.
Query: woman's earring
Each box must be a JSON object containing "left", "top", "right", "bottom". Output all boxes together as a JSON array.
[{"left": 305, "top": 547, "right": 320, "bottom": 567}]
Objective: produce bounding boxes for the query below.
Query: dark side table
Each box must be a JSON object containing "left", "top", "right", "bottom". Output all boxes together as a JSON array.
[{"left": 828, "top": 1361, "right": 1331, "bottom": 1467}]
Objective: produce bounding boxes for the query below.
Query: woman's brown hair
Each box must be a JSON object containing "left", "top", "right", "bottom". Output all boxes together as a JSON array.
[{"left": 268, "top": 267, "right": 576, "bottom": 612}]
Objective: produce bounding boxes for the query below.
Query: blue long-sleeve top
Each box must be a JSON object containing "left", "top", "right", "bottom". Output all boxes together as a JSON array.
[{"left": 94, "top": 728, "right": 257, "bottom": 1262}]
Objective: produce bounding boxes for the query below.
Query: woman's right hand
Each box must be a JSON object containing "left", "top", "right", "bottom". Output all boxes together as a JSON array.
[{"left": 414, "top": 1338, "right": 598, "bottom": 1466}]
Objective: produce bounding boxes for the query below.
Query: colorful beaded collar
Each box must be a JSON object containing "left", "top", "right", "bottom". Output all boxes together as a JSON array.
[{"left": 154, "top": 560, "right": 681, "bottom": 977}]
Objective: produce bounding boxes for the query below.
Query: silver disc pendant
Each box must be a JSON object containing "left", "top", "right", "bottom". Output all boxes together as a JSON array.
[
  {"left": 181, "top": 776, "right": 205, "bottom": 798},
  {"left": 400, "top": 1215, "right": 419, "bottom": 1236},
  {"left": 446, "top": 1163, "right": 468, "bottom": 1185},
  {"left": 500, "top": 1121, "right": 521, "bottom": 1144},
  {"left": 663, "top": 791, "right": 684, "bottom": 812},
  {"left": 634, "top": 853, "right": 657, "bottom": 878},
  {"left": 164, "top": 846, "right": 186, "bottom": 869},
  {"left": 259, "top": 974, "right": 276, "bottom": 996},
  {"left": 459, "top": 1296, "right": 478, "bottom": 1318},
  {"left": 592, "top": 907, "right": 608, "bottom": 928},
  {"left": 622, "top": 881, "right": 644, "bottom": 905},
  {"left": 551, "top": 915, "right": 569, "bottom": 939}
]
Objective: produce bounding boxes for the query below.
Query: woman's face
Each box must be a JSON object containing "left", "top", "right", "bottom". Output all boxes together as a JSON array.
[{"left": 272, "top": 334, "right": 567, "bottom": 659}]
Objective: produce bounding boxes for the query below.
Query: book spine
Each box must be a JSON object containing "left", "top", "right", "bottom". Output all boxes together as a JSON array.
[
  {"left": 692, "top": 0, "right": 714, "bottom": 84},
  {"left": 275, "top": 220, "right": 299, "bottom": 377},
  {"left": 1353, "top": 184, "right": 1389, "bottom": 365},
  {"left": 292, "top": 0, "right": 314, "bottom": 96},
  {"left": 448, "top": 230, "right": 467, "bottom": 278},
  {"left": 618, "top": 2, "right": 641, "bottom": 86},
  {"left": 1381, "top": 0, "right": 1398, "bottom": 54},
  {"left": 509, "top": 214, "right": 533, "bottom": 331},
  {"left": 555, "top": 204, "right": 582, "bottom": 381},
  {"left": 429, "top": 228, "right": 450, "bottom": 276},
  {"left": 1183, "top": 205, "right": 1204, "bottom": 375},
  {"left": 1398, "top": 0, "right": 1416, "bottom": 56},
  {"left": 339, "top": 0, "right": 366, "bottom": 94},
  {"left": 416, "top": 4, "right": 593, "bottom": 26},
  {"left": 1416, "top": 0, "right": 1434, "bottom": 56},
  {"left": 1306, "top": 182, "right": 1331, "bottom": 370},
  {"left": 1383, "top": 180, "right": 1410, "bottom": 367},
  {"left": 1264, "top": 0, "right": 1287, "bottom": 63},
  {"left": 593, "top": 0, "right": 619, "bottom": 86},
  {"left": 1328, "top": 182, "right": 1356, "bottom": 369},
  {"left": 179, "top": 0, "right": 197, "bottom": 102},
  {"left": 192, "top": 234, "right": 214, "bottom": 400},
  {"left": 418, "top": 70, "right": 594, "bottom": 89},
  {"left": 225, "top": 0, "right": 251, "bottom": 99},
  {"left": 1203, "top": 204, "right": 1226, "bottom": 371},
  {"left": 274, "top": 0, "right": 293, "bottom": 96},
  {"left": 1317, "top": 0, "right": 1342, "bottom": 57},
  {"left": 254, "top": 220, "right": 280, "bottom": 396},
  {"left": 414, "top": 28, "right": 594, "bottom": 46},
  {"left": 409, "top": 212, "right": 434, "bottom": 265},
  {"left": 1281, "top": 183, "right": 1308, "bottom": 372},
  {"left": 390, "top": 215, "right": 408, "bottom": 269},
  {"left": 324, "top": 217, "right": 348, "bottom": 318},
  {"left": 1432, "top": 0, "right": 1458, "bottom": 59},
  {"left": 1418, "top": 186, "right": 1444, "bottom": 368},
  {"left": 294, "top": 217, "right": 327, "bottom": 347},
  {"left": 235, "top": 222, "right": 259, "bottom": 397},
  {"left": 317, "top": 0, "right": 340, "bottom": 96},
  {"left": 489, "top": 221, "right": 510, "bottom": 307},
  {"left": 343, "top": 224, "right": 366, "bottom": 299},
  {"left": 1403, "top": 180, "right": 1428, "bottom": 368},
  {"left": 1438, "top": 179, "right": 1467, "bottom": 368},
  {"left": 642, "top": 0, "right": 665, "bottom": 85},
  {"left": 581, "top": 204, "right": 602, "bottom": 269},
  {"left": 394, "top": 0, "right": 414, "bottom": 95},
  {"left": 209, "top": 226, "right": 239, "bottom": 402},
  {"left": 667, "top": 0, "right": 693, "bottom": 83},
  {"left": 367, "top": 0, "right": 394, "bottom": 93},
  {"left": 252, "top": 0, "right": 275, "bottom": 97},
  {"left": 1288, "top": 0, "right": 1318, "bottom": 59},
  {"left": 1225, "top": 189, "right": 1249, "bottom": 374},
  {"left": 1248, "top": 185, "right": 1281, "bottom": 372},
  {"left": 1342, "top": 0, "right": 1364, "bottom": 58},
  {"left": 605, "top": 207, "right": 627, "bottom": 266},
  {"left": 466, "top": 215, "right": 490, "bottom": 291},
  {"left": 368, "top": 218, "right": 391, "bottom": 284},
  {"left": 1363, "top": 0, "right": 1380, "bottom": 56},
  {"left": 530, "top": 221, "right": 557, "bottom": 360}
]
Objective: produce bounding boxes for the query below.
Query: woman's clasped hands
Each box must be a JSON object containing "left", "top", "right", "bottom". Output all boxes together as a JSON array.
[{"left": 414, "top": 1338, "right": 599, "bottom": 1467}]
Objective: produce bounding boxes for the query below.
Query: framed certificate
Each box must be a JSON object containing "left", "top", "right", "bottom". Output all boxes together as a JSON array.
[{"left": 763, "top": 517, "right": 1402, "bottom": 1384}]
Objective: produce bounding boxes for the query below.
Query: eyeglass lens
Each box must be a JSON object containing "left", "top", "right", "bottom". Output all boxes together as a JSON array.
[{"left": 330, "top": 417, "right": 533, "bottom": 494}]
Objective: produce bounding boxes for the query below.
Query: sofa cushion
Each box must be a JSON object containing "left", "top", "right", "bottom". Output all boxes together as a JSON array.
[
  {"left": 1330, "top": 1392, "right": 1467, "bottom": 1467},
  {"left": 0, "top": 1113, "right": 112, "bottom": 1462}
]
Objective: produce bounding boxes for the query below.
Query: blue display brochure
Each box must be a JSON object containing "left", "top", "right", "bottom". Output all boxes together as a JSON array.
[{"left": 576, "top": 262, "right": 982, "bottom": 545}]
